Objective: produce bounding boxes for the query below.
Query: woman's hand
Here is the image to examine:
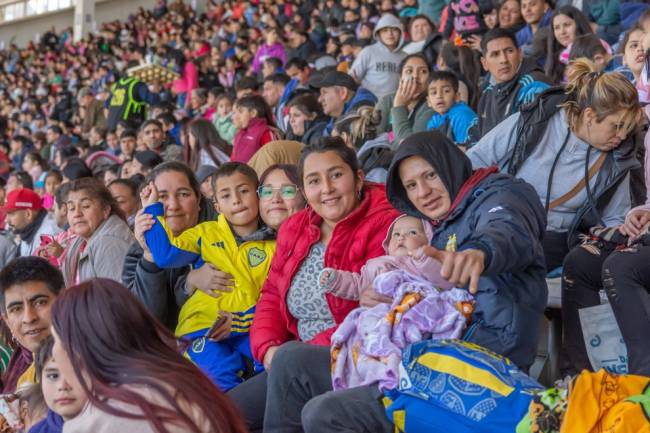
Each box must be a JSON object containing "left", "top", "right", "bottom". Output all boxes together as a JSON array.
[
  {"left": 620, "top": 210, "right": 650, "bottom": 237},
  {"left": 134, "top": 209, "right": 156, "bottom": 262},
  {"left": 466, "top": 34, "right": 482, "bottom": 51},
  {"left": 424, "top": 246, "right": 486, "bottom": 294},
  {"left": 263, "top": 346, "right": 279, "bottom": 371},
  {"left": 140, "top": 182, "right": 160, "bottom": 208},
  {"left": 186, "top": 263, "right": 234, "bottom": 298},
  {"left": 393, "top": 76, "right": 419, "bottom": 107},
  {"left": 45, "top": 240, "right": 64, "bottom": 258},
  {"left": 359, "top": 285, "right": 392, "bottom": 307}
]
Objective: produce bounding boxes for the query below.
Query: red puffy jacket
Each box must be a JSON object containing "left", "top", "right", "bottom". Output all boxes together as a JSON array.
[{"left": 250, "top": 183, "right": 401, "bottom": 362}]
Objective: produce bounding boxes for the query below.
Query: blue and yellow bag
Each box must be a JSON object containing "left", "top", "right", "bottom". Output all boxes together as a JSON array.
[{"left": 384, "top": 339, "right": 544, "bottom": 433}]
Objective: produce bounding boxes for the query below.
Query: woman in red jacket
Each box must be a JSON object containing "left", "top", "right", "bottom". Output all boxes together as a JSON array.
[{"left": 228, "top": 137, "right": 399, "bottom": 431}]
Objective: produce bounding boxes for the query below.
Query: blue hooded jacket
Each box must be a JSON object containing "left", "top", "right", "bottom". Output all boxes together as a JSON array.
[
  {"left": 385, "top": 131, "right": 548, "bottom": 370},
  {"left": 324, "top": 87, "right": 377, "bottom": 135},
  {"left": 29, "top": 410, "right": 64, "bottom": 433}
]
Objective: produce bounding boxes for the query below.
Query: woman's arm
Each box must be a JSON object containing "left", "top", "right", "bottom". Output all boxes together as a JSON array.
[{"left": 467, "top": 112, "right": 521, "bottom": 169}]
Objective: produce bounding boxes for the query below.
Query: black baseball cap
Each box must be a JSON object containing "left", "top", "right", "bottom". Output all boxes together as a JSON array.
[
  {"left": 134, "top": 150, "right": 163, "bottom": 169},
  {"left": 309, "top": 71, "right": 359, "bottom": 91}
]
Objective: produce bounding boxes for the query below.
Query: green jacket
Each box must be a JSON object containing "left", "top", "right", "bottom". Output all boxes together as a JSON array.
[{"left": 375, "top": 93, "right": 434, "bottom": 145}]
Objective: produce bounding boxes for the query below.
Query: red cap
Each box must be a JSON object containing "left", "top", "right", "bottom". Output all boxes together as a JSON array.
[{"left": 4, "top": 188, "right": 42, "bottom": 213}]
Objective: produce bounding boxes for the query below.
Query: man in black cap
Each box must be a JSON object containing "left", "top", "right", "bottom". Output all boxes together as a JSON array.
[{"left": 310, "top": 71, "right": 377, "bottom": 135}]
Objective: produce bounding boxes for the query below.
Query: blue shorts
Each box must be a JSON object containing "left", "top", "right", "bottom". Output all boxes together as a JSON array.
[{"left": 183, "top": 330, "right": 263, "bottom": 391}]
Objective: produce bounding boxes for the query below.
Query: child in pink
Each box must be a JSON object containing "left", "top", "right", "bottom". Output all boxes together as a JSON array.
[
  {"left": 319, "top": 215, "right": 454, "bottom": 298},
  {"left": 320, "top": 215, "right": 473, "bottom": 391}
]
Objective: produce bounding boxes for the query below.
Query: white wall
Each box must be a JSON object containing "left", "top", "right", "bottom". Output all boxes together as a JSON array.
[{"left": 0, "top": 0, "right": 154, "bottom": 47}]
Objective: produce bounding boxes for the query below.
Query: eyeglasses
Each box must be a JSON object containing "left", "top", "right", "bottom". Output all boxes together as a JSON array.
[{"left": 257, "top": 184, "right": 299, "bottom": 200}]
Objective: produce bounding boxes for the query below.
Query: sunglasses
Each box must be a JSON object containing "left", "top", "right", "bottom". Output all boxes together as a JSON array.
[{"left": 257, "top": 184, "right": 298, "bottom": 200}]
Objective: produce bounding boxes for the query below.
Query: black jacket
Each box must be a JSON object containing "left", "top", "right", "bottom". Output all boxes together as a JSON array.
[
  {"left": 121, "top": 198, "right": 217, "bottom": 330},
  {"left": 386, "top": 134, "right": 547, "bottom": 370},
  {"left": 476, "top": 58, "right": 552, "bottom": 138}
]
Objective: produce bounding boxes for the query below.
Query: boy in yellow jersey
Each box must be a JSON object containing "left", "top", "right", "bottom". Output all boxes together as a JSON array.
[{"left": 141, "top": 162, "right": 276, "bottom": 390}]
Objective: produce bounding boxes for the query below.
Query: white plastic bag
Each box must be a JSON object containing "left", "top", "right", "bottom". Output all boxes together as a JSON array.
[{"left": 579, "top": 302, "right": 628, "bottom": 374}]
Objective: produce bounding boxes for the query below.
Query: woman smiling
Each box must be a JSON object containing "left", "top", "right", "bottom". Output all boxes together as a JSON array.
[{"left": 229, "top": 138, "right": 399, "bottom": 430}]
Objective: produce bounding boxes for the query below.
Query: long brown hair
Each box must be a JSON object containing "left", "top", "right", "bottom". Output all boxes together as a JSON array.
[
  {"left": 185, "top": 119, "right": 232, "bottom": 171},
  {"left": 51, "top": 279, "right": 248, "bottom": 433}
]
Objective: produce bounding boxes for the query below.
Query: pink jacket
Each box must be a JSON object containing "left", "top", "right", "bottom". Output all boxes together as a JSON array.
[
  {"left": 322, "top": 249, "right": 454, "bottom": 300},
  {"left": 231, "top": 117, "right": 274, "bottom": 163},
  {"left": 320, "top": 215, "right": 453, "bottom": 299}
]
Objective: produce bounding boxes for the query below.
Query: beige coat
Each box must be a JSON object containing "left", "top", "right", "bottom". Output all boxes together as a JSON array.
[{"left": 63, "top": 385, "right": 213, "bottom": 433}]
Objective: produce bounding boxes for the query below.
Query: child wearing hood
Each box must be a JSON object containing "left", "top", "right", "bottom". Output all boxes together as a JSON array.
[
  {"left": 350, "top": 14, "right": 407, "bottom": 99},
  {"left": 319, "top": 214, "right": 454, "bottom": 299},
  {"left": 321, "top": 214, "right": 474, "bottom": 391}
]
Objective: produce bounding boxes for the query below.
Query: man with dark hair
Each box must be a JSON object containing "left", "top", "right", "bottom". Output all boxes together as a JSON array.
[
  {"left": 235, "top": 76, "right": 259, "bottom": 99},
  {"left": 0, "top": 257, "right": 64, "bottom": 392},
  {"left": 262, "top": 73, "right": 293, "bottom": 132},
  {"left": 119, "top": 129, "right": 138, "bottom": 161},
  {"left": 140, "top": 119, "right": 181, "bottom": 162},
  {"left": 477, "top": 28, "right": 551, "bottom": 138},
  {"left": 285, "top": 58, "right": 312, "bottom": 86}
]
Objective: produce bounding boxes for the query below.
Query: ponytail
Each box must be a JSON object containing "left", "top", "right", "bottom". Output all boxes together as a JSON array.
[
  {"left": 561, "top": 58, "right": 641, "bottom": 134},
  {"left": 332, "top": 106, "right": 381, "bottom": 150}
]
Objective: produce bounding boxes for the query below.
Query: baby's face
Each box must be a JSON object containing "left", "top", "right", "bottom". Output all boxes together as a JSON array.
[{"left": 387, "top": 217, "right": 429, "bottom": 256}]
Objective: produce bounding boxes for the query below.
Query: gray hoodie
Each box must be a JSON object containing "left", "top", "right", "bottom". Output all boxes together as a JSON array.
[{"left": 350, "top": 14, "right": 406, "bottom": 99}]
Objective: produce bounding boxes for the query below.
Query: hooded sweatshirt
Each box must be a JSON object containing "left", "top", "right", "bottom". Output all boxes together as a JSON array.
[
  {"left": 319, "top": 215, "right": 454, "bottom": 300},
  {"left": 385, "top": 131, "right": 547, "bottom": 370},
  {"left": 350, "top": 14, "right": 407, "bottom": 99}
]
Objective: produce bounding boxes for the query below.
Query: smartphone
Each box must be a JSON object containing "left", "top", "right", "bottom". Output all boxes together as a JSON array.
[
  {"left": 204, "top": 314, "right": 229, "bottom": 339},
  {"left": 40, "top": 235, "right": 53, "bottom": 246}
]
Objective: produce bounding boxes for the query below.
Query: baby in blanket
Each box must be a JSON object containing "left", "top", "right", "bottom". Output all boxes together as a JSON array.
[{"left": 319, "top": 215, "right": 474, "bottom": 391}]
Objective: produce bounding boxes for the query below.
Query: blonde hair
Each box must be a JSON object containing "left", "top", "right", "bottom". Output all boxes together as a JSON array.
[
  {"left": 333, "top": 106, "right": 382, "bottom": 150},
  {"left": 562, "top": 58, "right": 641, "bottom": 135}
]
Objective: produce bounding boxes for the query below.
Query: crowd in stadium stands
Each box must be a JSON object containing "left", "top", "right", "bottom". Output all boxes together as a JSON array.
[{"left": 0, "top": 0, "right": 649, "bottom": 430}]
